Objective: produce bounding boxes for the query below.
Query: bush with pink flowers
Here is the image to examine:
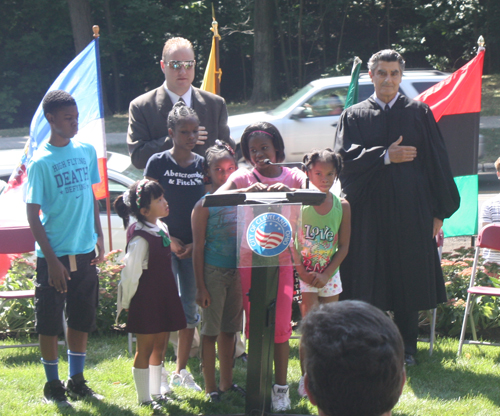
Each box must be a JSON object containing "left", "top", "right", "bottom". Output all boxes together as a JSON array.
[
  {"left": 0, "top": 254, "right": 36, "bottom": 335},
  {"left": 434, "top": 246, "right": 500, "bottom": 339},
  {"left": 95, "top": 249, "right": 126, "bottom": 333},
  {"left": 0, "top": 250, "right": 126, "bottom": 335}
]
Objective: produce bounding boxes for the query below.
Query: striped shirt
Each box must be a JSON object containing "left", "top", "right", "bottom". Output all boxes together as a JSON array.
[{"left": 480, "top": 193, "right": 500, "bottom": 264}]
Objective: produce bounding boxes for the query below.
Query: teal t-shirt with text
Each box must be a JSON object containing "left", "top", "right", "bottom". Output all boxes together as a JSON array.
[{"left": 26, "top": 140, "right": 100, "bottom": 257}]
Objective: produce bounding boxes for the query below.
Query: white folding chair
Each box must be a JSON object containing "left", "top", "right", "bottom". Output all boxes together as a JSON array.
[{"left": 457, "top": 224, "right": 500, "bottom": 355}]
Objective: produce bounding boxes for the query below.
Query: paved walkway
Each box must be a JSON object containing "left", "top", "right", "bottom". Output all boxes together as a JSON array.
[
  {"left": 480, "top": 116, "right": 500, "bottom": 129},
  {"left": 1, "top": 116, "right": 499, "bottom": 150}
]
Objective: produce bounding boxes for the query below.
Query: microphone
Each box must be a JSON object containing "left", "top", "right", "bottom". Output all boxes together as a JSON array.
[{"left": 263, "top": 159, "right": 306, "bottom": 170}]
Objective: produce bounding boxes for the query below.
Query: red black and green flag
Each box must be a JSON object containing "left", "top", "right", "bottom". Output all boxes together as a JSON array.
[{"left": 415, "top": 49, "right": 485, "bottom": 237}]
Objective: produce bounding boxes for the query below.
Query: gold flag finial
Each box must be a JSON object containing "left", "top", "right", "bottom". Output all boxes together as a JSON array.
[
  {"left": 210, "top": 5, "right": 220, "bottom": 39},
  {"left": 93, "top": 25, "right": 100, "bottom": 39},
  {"left": 477, "top": 36, "right": 485, "bottom": 53}
]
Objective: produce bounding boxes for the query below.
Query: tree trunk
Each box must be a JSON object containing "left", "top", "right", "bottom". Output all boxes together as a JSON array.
[
  {"left": 298, "top": 0, "right": 303, "bottom": 86},
  {"left": 66, "top": 0, "right": 93, "bottom": 55},
  {"left": 274, "top": 0, "right": 291, "bottom": 92},
  {"left": 286, "top": 0, "right": 294, "bottom": 84},
  {"left": 103, "top": 0, "right": 121, "bottom": 113},
  {"left": 386, "top": 0, "right": 391, "bottom": 48},
  {"left": 336, "top": 2, "right": 348, "bottom": 67},
  {"left": 241, "top": 50, "right": 247, "bottom": 101},
  {"left": 250, "top": 0, "right": 275, "bottom": 104}
]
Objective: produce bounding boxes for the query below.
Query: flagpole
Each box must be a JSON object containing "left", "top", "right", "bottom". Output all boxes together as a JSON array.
[
  {"left": 93, "top": 25, "right": 113, "bottom": 252},
  {"left": 211, "top": 4, "right": 221, "bottom": 95}
]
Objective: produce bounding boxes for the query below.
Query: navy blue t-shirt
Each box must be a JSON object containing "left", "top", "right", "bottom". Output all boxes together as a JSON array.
[{"left": 144, "top": 150, "right": 205, "bottom": 244}]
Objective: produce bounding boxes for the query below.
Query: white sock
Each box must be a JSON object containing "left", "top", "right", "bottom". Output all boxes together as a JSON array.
[
  {"left": 132, "top": 367, "right": 150, "bottom": 404},
  {"left": 149, "top": 364, "right": 162, "bottom": 397}
]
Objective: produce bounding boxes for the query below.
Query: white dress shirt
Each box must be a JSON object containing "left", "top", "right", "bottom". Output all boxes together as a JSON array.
[
  {"left": 164, "top": 83, "right": 193, "bottom": 108},
  {"left": 373, "top": 92, "right": 400, "bottom": 165},
  {"left": 116, "top": 220, "right": 170, "bottom": 321}
]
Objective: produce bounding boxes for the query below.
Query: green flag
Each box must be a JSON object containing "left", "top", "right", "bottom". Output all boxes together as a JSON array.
[{"left": 344, "top": 57, "right": 362, "bottom": 109}]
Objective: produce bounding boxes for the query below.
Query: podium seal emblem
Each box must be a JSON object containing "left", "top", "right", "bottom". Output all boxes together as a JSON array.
[{"left": 247, "top": 212, "right": 292, "bottom": 257}]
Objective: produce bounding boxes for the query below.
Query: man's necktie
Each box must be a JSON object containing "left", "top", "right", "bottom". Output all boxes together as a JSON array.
[{"left": 385, "top": 104, "right": 390, "bottom": 112}]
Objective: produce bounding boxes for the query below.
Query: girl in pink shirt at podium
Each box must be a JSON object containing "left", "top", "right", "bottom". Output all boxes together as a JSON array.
[{"left": 216, "top": 121, "right": 307, "bottom": 412}]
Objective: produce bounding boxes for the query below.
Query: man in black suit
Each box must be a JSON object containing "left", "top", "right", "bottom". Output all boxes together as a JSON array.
[{"left": 127, "top": 37, "right": 232, "bottom": 169}]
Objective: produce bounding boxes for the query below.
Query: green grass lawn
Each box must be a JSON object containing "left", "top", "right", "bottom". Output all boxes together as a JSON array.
[
  {"left": 481, "top": 75, "right": 500, "bottom": 117},
  {"left": 1, "top": 333, "right": 499, "bottom": 415},
  {"left": 480, "top": 128, "right": 500, "bottom": 163}
]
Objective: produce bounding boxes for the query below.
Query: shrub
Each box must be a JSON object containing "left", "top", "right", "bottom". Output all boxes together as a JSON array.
[
  {"left": 0, "top": 251, "right": 125, "bottom": 335},
  {"left": 0, "top": 254, "right": 36, "bottom": 334},
  {"left": 434, "top": 246, "right": 500, "bottom": 338},
  {"left": 95, "top": 250, "right": 126, "bottom": 333}
]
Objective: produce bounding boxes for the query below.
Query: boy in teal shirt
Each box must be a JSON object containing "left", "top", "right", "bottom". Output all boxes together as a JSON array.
[{"left": 26, "top": 90, "right": 104, "bottom": 407}]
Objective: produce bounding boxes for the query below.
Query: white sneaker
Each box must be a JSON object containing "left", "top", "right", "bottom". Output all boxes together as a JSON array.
[
  {"left": 271, "top": 384, "right": 291, "bottom": 412},
  {"left": 297, "top": 375, "right": 307, "bottom": 398},
  {"left": 160, "top": 367, "right": 171, "bottom": 395},
  {"left": 169, "top": 372, "right": 182, "bottom": 389},
  {"left": 170, "top": 369, "right": 202, "bottom": 392}
]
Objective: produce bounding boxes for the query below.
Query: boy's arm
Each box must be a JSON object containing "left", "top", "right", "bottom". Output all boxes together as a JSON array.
[
  {"left": 91, "top": 194, "right": 105, "bottom": 265},
  {"left": 27, "top": 203, "right": 70, "bottom": 293},
  {"left": 191, "top": 200, "right": 211, "bottom": 308}
]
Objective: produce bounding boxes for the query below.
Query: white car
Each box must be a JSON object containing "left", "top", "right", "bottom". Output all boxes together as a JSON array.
[
  {"left": 228, "top": 70, "right": 449, "bottom": 162},
  {"left": 0, "top": 150, "right": 141, "bottom": 256},
  {"left": 97, "top": 152, "right": 141, "bottom": 254}
]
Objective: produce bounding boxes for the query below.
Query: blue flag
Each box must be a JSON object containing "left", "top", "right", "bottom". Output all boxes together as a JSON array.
[{"left": 1, "top": 37, "right": 108, "bottom": 235}]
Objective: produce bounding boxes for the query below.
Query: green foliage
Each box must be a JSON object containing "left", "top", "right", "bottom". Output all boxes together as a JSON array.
[
  {"left": 0, "top": 83, "right": 21, "bottom": 125},
  {"left": 425, "top": 54, "right": 451, "bottom": 72},
  {"left": 0, "top": 251, "right": 125, "bottom": 335},
  {"left": 436, "top": 246, "right": 500, "bottom": 338},
  {"left": 0, "top": 254, "right": 36, "bottom": 334},
  {"left": 2, "top": 0, "right": 499, "bottom": 126},
  {"left": 95, "top": 249, "right": 125, "bottom": 334},
  {"left": 0, "top": 0, "right": 73, "bottom": 128}
]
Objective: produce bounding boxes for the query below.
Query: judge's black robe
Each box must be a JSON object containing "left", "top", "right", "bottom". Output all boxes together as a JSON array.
[{"left": 334, "top": 95, "right": 460, "bottom": 312}]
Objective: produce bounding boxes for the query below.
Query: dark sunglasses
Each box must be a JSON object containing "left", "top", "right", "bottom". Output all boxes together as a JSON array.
[{"left": 166, "top": 60, "right": 196, "bottom": 70}]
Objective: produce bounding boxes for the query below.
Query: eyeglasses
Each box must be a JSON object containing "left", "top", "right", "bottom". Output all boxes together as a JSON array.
[{"left": 166, "top": 60, "right": 196, "bottom": 70}]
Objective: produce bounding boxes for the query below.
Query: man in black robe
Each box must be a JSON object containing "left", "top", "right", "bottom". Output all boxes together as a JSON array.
[{"left": 334, "top": 50, "right": 460, "bottom": 365}]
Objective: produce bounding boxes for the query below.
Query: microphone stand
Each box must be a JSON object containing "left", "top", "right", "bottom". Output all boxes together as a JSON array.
[{"left": 263, "top": 159, "right": 309, "bottom": 189}]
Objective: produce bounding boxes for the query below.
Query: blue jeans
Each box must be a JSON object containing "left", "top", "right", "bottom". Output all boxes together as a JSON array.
[{"left": 171, "top": 254, "right": 200, "bottom": 328}]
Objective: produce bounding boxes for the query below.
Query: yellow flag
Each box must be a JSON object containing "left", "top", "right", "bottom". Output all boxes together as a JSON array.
[{"left": 200, "top": 36, "right": 217, "bottom": 94}]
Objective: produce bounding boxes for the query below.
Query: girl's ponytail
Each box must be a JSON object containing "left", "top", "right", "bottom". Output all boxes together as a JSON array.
[
  {"left": 114, "top": 192, "right": 132, "bottom": 229},
  {"left": 114, "top": 179, "right": 166, "bottom": 229}
]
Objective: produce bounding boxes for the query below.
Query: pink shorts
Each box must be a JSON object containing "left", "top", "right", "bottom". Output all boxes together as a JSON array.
[{"left": 239, "top": 265, "right": 293, "bottom": 344}]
